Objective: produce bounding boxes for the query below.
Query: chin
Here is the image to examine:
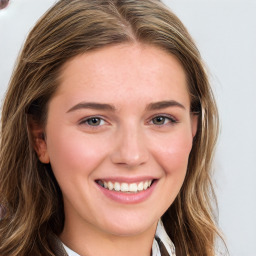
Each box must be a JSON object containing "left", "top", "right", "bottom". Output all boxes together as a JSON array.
[{"left": 99, "top": 216, "right": 158, "bottom": 237}]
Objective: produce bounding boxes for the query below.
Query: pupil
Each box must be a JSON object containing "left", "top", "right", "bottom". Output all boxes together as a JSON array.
[
  {"left": 154, "top": 116, "right": 164, "bottom": 125},
  {"left": 89, "top": 118, "right": 100, "bottom": 125}
]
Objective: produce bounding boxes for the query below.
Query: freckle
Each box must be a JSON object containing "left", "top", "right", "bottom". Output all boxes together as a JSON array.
[{"left": 0, "top": 0, "right": 9, "bottom": 10}]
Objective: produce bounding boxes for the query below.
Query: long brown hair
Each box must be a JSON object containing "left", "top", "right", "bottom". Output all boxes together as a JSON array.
[{"left": 0, "top": 0, "right": 224, "bottom": 255}]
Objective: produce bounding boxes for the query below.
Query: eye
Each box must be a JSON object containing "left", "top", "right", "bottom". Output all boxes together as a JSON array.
[
  {"left": 80, "top": 117, "right": 106, "bottom": 127},
  {"left": 150, "top": 115, "right": 177, "bottom": 126}
]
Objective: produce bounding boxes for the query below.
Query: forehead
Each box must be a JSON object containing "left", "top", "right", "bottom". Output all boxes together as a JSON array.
[{"left": 56, "top": 43, "right": 190, "bottom": 109}]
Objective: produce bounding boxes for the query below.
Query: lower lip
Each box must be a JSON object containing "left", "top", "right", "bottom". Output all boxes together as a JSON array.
[{"left": 96, "top": 180, "right": 157, "bottom": 204}]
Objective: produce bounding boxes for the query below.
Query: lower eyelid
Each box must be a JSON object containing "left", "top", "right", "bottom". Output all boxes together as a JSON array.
[
  {"left": 149, "top": 115, "right": 178, "bottom": 124},
  {"left": 79, "top": 117, "right": 106, "bottom": 126}
]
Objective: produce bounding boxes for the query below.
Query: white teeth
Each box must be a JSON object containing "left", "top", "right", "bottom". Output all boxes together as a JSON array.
[
  {"left": 129, "top": 183, "right": 138, "bottom": 192},
  {"left": 98, "top": 180, "right": 153, "bottom": 193},
  {"left": 114, "top": 182, "right": 121, "bottom": 191},
  {"left": 138, "top": 182, "right": 144, "bottom": 191},
  {"left": 107, "top": 181, "right": 114, "bottom": 190},
  {"left": 120, "top": 183, "right": 129, "bottom": 192},
  {"left": 143, "top": 181, "right": 149, "bottom": 190}
]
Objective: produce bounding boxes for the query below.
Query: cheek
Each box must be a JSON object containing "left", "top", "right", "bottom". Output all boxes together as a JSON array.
[
  {"left": 46, "top": 129, "right": 109, "bottom": 178},
  {"left": 151, "top": 130, "right": 193, "bottom": 176}
]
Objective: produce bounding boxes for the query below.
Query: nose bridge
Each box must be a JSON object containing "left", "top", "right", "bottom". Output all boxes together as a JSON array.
[{"left": 110, "top": 120, "right": 149, "bottom": 167}]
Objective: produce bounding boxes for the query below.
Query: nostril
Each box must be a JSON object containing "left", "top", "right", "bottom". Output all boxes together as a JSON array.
[{"left": 0, "top": 0, "right": 9, "bottom": 10}]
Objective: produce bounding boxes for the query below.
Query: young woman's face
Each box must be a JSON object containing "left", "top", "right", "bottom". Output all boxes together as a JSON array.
[{"left": 40, "top": 43, "right": 197, "bottom": 238}]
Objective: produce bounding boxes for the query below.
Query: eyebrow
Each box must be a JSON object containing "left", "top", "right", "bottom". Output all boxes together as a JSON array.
[
  {"left": 146, "top": 100, "right": 186, "bottom": 111},
  {"left": 67, "top": 102, "right": 116, "bottom": 113},
  {"left": 67, "top": 100, "right": 185, "bottom": 113}
]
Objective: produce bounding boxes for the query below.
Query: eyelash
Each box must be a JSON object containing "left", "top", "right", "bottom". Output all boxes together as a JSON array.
[
  {"left": 79, "top": 114, "right": 178, "bottom": 128},
  {"left": 148, "top": 114, "right": 178, "bottom": 126},
  {"left": 79, "top": 116, "right": 107, "bottom": 127}
]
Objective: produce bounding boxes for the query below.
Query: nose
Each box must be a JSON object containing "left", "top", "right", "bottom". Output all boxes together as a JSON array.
[{"left": 110, "top": 125, "right": 149, "bottom": 168}]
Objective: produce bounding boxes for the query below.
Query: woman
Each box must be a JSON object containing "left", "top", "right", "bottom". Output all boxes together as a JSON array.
[{"left": 0, "top": 0, "right": 225, "bottom": 255}]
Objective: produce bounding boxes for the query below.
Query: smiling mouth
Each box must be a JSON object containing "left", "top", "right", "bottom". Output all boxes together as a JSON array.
[{"left": 96, "top": 180, "right": 155, "bottom": 193}]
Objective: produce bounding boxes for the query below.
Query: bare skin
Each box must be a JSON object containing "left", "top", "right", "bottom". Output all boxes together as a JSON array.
[{"left": 35, "top": 43, "right": 197, "bottom": 256}]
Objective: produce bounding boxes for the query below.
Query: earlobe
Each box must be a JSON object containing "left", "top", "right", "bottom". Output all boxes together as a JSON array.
[
  {"left": 27, "top": 115, "right": 50, "bottom": 164},
  {"left": 34, "top": 136, "right": 50, "bottom": 164}
]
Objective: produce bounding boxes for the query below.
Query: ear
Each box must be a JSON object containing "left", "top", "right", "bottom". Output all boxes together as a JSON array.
[
  {"left": 27, "top": 115, "right": 50, "bottom": 164},
  {"left": 191, "top": 113, "right": 198, "bottom": 138}
]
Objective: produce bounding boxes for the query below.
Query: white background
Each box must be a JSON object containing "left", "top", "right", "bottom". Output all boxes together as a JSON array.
[{"left": 0, "top": 0, "right": 255, "bottom": 255}]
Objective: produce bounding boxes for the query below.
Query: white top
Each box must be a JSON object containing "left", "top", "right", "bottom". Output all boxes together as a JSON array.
[
  {"left": 62, "top": 220, "right": 176, "bottom": 256},
  {"left": 62, "top": 243, "right": 80, "bottom": 256}
]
